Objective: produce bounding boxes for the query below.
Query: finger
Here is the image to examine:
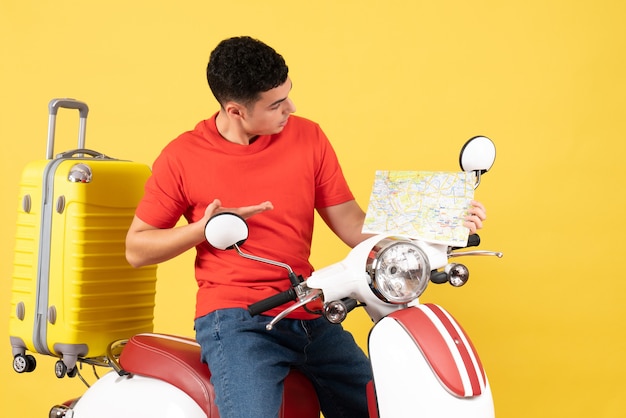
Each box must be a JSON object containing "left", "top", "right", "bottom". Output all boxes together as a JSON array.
[
  {"left": 471, "top": 200, "right": 486, "bottom": 212},
  {"left": 464, "top": 215, "right": 484, "bottom": 232},
  {"left": 469, "top": 207, "right": 486, "bottom": 221},
  {"left": 239, "top": 201, "right": 274, "bottom": 218},
  {"left": 205, "top": 199, "right": 222, "bottom": 216},
  {"left": 468, "top": 201, "right": 487, "bottom": 221},
  {"left": 464, "top": 220, "right": 479, "bottom": 234}
]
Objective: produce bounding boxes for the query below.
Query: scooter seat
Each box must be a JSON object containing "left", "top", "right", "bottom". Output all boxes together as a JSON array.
[{"left": 119, "top": 333, "right": 320, "bottom": 418}]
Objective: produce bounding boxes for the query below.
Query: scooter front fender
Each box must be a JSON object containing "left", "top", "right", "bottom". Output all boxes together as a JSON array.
[{"left": 368, "top": 304, "right": 494, "bottom": 418}]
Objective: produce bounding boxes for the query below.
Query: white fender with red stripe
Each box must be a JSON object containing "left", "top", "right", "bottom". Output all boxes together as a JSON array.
[{"left": 368, "top": 303, "right": 494, "bottom": 418}]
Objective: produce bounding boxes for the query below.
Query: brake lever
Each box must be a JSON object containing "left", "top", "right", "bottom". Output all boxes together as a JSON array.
[
  {"left": 449, "top": 250, "right": 503, "bottom": 258},
  {"left": 265, "top": 289, "right": 322, "bottom": 331}
]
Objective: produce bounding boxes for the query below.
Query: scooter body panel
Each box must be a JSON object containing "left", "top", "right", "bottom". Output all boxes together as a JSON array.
[
  {"left": 368, "top": 304, "right": 494, "bottom": 418},
  {"left": 72, "top": 371, "right": 207, "bottom": 418}
]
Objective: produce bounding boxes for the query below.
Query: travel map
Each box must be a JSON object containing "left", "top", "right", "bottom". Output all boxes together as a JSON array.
[{"left": 362, "top": 170, "right": 475, "bottom": 246}]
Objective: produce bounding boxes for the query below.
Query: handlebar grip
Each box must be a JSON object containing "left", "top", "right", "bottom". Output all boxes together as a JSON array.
[
  {"left": 466, "top": 234, "right": 481, "bottom": 248},
  {"left": 248, "top": 288, "right": 297, "bottom": 316}
]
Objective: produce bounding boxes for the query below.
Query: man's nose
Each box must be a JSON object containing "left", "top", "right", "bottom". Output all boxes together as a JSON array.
[{"left": 285, "top": 98, "right": 296, "bottom": 114}]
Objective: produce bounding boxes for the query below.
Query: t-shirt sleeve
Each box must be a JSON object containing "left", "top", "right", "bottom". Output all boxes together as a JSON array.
[
  {"left": 135, "top": 148, "right": 188, "bottom": 229},
  {"left": 313, "top": 127, "right": 355, "bottom": 208}
]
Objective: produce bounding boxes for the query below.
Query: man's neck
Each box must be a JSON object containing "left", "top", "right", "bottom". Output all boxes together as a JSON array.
[{"left": 215, "top": 110, "right": 255, "bottom": 145}]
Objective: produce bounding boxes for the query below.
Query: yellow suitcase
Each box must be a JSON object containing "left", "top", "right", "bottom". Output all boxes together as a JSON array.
[{"left": 9, "top": 99, "right": 157, "bottom": 378}]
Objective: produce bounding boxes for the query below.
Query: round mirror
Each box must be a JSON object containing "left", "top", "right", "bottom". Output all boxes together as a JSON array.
[
  {"left": 459, "top": 136, "right": 496, "bottom": 174},
  {"left": 204, "top": 212, "right": 248, "bottom": 250}
]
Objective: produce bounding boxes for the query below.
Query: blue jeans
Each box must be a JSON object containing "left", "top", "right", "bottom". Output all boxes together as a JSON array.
[{"left": 195, "top": 308, "right": 372, "bottom": 418}]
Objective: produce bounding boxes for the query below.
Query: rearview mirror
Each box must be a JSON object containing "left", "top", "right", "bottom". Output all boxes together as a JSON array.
[
  {"left": 459, "top": 136, "right": 496, "bottom": 174},
  {"left": 204, "top": 213, "right": 248, "bottom": 250},
  {"left": 459, "top": 136, "right": 496, "bottom": 188}
]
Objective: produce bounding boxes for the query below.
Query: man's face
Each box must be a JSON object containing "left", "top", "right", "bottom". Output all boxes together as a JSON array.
[{"left": 241, "top": 78, "right": 296, "bottom": 136}]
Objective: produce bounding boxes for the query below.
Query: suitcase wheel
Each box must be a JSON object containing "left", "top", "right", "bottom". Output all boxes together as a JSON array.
[
  {"left": 55, "top": 360, "right": 67, "bottom": 378},
  {"left": 13, "top": 354, "right": 36, "bottom": 373},
  {"left": 54, "top": 360, "right": 78, "bottom": 379}
]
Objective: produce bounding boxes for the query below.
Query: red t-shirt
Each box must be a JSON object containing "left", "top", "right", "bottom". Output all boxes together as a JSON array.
[{"left": 136, "top": 114, "right": 354, "bottom": 319}]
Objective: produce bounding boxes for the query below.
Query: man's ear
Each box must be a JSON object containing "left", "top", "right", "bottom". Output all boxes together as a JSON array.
[{"left": 224, "top": 102, "right": 246, "bottom": 119}]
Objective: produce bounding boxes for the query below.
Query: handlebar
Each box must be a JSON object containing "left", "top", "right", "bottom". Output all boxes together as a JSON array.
[
  {"left": 248, "top": 288, "right": 297, "bottom": 316},
  {"left": 248, "top": 234, "right": 488, "bottom": 316}
]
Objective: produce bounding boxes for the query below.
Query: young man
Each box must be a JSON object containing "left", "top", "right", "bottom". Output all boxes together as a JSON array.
[{"left": 126, "top": 36, "right": 486, "bottom": 418}]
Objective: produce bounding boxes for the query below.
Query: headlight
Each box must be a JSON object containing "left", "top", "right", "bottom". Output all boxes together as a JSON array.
[{"left": 366, "top": 237, "right": 430, "bottom": 304}]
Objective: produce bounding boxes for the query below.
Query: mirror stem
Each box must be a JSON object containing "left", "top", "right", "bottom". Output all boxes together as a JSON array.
[
  {"left": 474, "top": 170, "right": 482, "bottom": 189},
  {"left": 233, "top": 244, "right": 295, "bottom": 275}
]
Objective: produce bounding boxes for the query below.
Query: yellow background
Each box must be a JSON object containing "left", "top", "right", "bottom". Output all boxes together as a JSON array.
[{"left": 1, "top": 1, "right": 625, "bottom": 417}]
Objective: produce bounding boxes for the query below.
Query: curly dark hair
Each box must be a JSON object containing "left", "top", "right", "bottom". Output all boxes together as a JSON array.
[{"left": 206, "top": 36, "right": 289, "bottom": 108}]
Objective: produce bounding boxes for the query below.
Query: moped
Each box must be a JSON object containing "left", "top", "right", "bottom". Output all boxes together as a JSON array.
[{"left": 49, "top": 135, "right": 500, "bottom": 418}]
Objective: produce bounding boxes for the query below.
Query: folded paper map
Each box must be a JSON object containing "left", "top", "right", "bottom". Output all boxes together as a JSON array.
[{"left": 362, "top": 170, "right": 476, "bottom": 246}]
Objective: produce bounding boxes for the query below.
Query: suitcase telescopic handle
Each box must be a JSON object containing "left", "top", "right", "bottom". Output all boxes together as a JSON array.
[{"left": 46, "top": 98, "right": 90, "bottom": 159}]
